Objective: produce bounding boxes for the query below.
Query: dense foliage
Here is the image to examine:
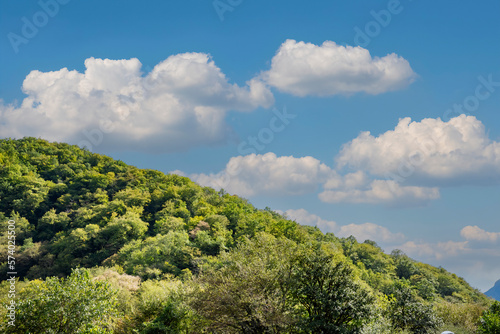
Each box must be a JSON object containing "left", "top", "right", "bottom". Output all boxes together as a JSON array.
[
  {"left": 478, "top": 301, "right": 500, "bottom": 334},
  {"left": 0, "top": 138, "right": 494, "bottom": 333},
  {"left": 7, "top": 268, "right": 118, "bottom": 333}
]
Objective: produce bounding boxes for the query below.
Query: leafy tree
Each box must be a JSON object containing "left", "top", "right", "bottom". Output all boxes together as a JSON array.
[
  {"left": 116, "top": 231, "right": 193, "bottom": 278},
  {"left": 154, "top": 216, "right": 186, "bottom": 234},
  {"left": 113, "top": 187, "right": 151, "bottom": 208},
  {"left": 391, "top": 250, "right": 419, "bottom": 280},
  {"left": 478, "top": 301, "right": 500, "bottom": 334},
  {"left": 98, "top": 210, "right": 148, "bottom": 254},
  {"left": 386, "top": 280, "right": 442, "bottom": 334},
  {"left": 345, "top": 240, "right": 394, "bottom": 274},
  {"left": 127, "top": 279, "right": 192, "bottom": 334},
  {"left": 37, "top": 208, "right": 71, "bottom": 240},
  {"left": 0, "top": 138, "right": 492, "bottom": 334},
  {"left": 290, "top": 248, "right": 374, "bottom": 333},
  {"left": 191, "top": 233, "right": 297, "bottom": 333},
  {"left": 436, "top": 273, "right": 461, "bottom": 297},
  {"left": 2, "top": 268, "right": 119, "bottom": 333}
]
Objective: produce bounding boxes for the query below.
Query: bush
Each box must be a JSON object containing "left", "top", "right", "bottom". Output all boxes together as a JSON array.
[
  {"left": 386, "top": 280, "right": 442, "bottom": 334},
  {"left": 2, "top": 268, "right": 119, "bottom": 333},
  {"left": 435, "top": 301, "right": 485, "bottom": 333},
  {"left": 478, "top": 301, "right": 500, "bottom": 334}
]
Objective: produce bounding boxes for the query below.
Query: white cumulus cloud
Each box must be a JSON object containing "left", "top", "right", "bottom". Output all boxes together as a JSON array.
[
  {"left": 261, "top": 39, "right": 416, "bottom": 97},
  {"left": 336, "top": 115, "right": 500, "bottom": 186},
  {"left": 188, "top": 153, "right": 333, "bottom": 197},
  {"left": 0, "top": 54, "right": 274, "bottom": 152},
  {"left": 461, "top": 225, "right": 500, "bottom": 243}
]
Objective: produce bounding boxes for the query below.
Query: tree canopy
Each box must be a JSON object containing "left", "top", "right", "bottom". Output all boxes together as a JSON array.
[{"left": 0, "top": 138, "right": 493, "bottom": 333}]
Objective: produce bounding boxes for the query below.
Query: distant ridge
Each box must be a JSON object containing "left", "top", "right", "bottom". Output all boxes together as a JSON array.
[{"left": 485, "top": 279, "right": 500, "bottom": 301}]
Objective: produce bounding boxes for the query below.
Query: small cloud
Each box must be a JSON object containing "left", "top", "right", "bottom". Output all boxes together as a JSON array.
[
  {"left": 188, "top": 153, "right": 333, "bottom": 197},
  {"left": 337, "top": 222, "right": 405, "bottom": 243},
  {"left": 169, "top": 170, "right": 187, "bottom": 177},
  {"left": 281, "top": 208, "right": 337, "bottom": 232},
  {"left": 319, "top": 179, "right": 440, "bottom": 207},
  {"left": 260, "top": 39, "right": 416, "bottom": 97},
  {"left": 461, "top": 225, "right": 500, "bottom": 243}
]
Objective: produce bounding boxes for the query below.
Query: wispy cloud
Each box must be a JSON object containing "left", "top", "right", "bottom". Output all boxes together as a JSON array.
[{"left": 283, "top": 208, "right": 500, "bottom": 291}]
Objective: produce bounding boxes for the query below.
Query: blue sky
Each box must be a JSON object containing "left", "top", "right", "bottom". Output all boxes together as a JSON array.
[{"left": 1, "top": 0, "right": 500, "bottom": 291}]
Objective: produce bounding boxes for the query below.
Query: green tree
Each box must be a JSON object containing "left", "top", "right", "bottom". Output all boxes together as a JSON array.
[
  {"left": 190, "top": 233, "right": 297, "bottom": 333},
  {"left": 386, "top": 280, "right": 442, "bottom": 334},
  {"left": 3, "top": 268, "right": 119, "bottom": 333},
  {"left": 98, "top": 210, "right": 148, "bottom": 254},
  {"left": 135, "top": 279, "right": 192, "bottom": 334},
  {"left": 116, "top": 231, "right": 193, "bottom": 278},
  {"left": 478, "top": 301, "right": 500, "bottom": 334},
  {"left": 290, "top": 248, "right": 374, "bottom": 333},
  {"left": 391, "top": 250, "right": 419, "bottom": 280}
]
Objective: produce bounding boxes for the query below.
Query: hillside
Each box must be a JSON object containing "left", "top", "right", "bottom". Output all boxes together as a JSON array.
[
  {"left": 486, "top": 280, "right": 500, "bottom": 301},
  {"left": 0, "top": 137, "right": 494, "bottom": 333}
]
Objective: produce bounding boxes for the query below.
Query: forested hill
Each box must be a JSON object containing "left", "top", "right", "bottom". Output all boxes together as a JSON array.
[{"left": 0, "top": 137, "right": 495, "bottom": 333}]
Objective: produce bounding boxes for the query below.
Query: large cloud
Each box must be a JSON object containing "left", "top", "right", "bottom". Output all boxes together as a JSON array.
[
  {"left": 178, "top": 116, "right": 497, "bottom": 207},
  {"left": 186, "top": 153, "right": 333, "bottom": 197},
  {"left": 261, "top": 39, "right": 416, "bottom": 97},
  {"left": 182, "top": 153, "right": 439, "bottom": 206},
  {"left": 336, "top": 115, "right": 500, "bottom": 186},
  {"left": 0, "top": 54, "right": 274, "bottom": 152}
]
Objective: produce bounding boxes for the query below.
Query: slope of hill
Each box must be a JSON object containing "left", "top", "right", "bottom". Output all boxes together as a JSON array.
[
  {"left": 486, "top": 280, "right": 500, "bottom": 301},
  {"left": 0, "top": 137, "right": 492, "bottom": 333}
]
